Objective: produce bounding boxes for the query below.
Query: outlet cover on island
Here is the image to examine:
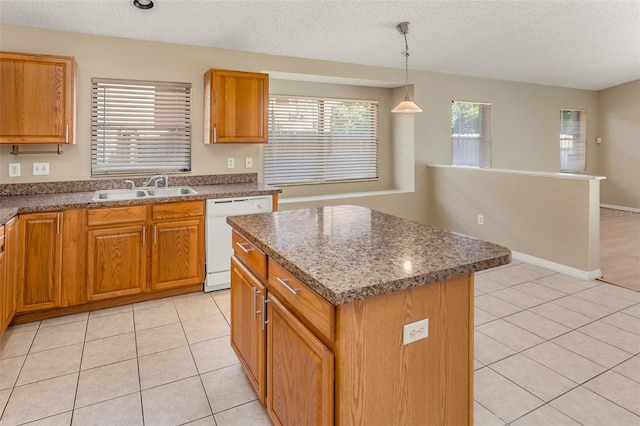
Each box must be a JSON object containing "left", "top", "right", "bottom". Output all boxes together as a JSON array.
[{"left": 403, "top": 318, "right": 429, "bottom": 345}]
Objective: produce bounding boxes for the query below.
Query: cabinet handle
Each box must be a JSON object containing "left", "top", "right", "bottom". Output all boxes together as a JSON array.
[
  {"left": 142, "top": 227, "right": 146, "bottom": 246},
  {"left": 65, "top": 125, "right": 69, "bottom": 144},
  {"left": 253, "top": 287, "right": 259, "bottom": 320},
  {"left": 261, "top": 296, "right": 269, "bottom": 330},
  {"left": 153, "top": 225, "right": 157, "bottom": 245},
  {"left": 0, "top": 234, "right": 5, "bottom": 254},
  {"left": 56, "top": 213, "right": 61, "bottom": 234},
  {"left": 235, "top": 242, "right": 253, "bottom": 253},
  {"left": 276, "top": 277, "right": 300, "bottom": 295},
  {"left": 213, "top": 127, "right": 217, "bottom": 143}
]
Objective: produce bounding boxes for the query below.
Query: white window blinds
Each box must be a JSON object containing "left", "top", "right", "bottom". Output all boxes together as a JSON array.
[
  {"left": 560, "top": 109, "right": 586, "bottom": 172},
  {"left": 91, "top": 78, "right": 192, "bottom": 176},
  {"left": 451, "top": 101, "right": 492, "bottom": 168},
  {"left": 265, "top": 96, "right": 378, "bottom": 185}
]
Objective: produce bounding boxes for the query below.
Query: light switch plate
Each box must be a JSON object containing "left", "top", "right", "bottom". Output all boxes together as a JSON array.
[
  {"left": 33, "top": 162, "right": 50, "bottom": 175},
  {"left": 245, "top": 157, "right": 253, "bottom": 169}
]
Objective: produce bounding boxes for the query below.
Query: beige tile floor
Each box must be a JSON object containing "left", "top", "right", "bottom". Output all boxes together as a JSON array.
[{"left": 0, "top": 260, "right": 638, "bottom": 425}]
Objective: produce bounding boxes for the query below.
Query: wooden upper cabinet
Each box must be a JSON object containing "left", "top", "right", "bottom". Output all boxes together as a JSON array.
[
  {"left": 0, "top": 51, "right": 77, "bottom": 144},
  {"left": 203, "top": 69, "right": 268, "bottom": 144}
]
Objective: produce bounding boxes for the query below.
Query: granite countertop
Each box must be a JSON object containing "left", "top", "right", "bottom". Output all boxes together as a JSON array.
[
  {"left": 0, "top": 174, "right": 280, "bottom": 226},
  {"left": 228, "top": 205, "right": 511, "bottom": 305}
]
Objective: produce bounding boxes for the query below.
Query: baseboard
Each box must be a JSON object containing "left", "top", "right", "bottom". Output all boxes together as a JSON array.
[
  {"left": 601, "top": 204, "right": 640, "bottom": 213},
  {"left": 511, "top": 251, "right": 602, "bottom": 281}
]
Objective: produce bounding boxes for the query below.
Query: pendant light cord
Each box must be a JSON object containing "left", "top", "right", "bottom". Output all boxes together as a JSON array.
[{"left": 402, "top": 31, "right": 410, "bottom": 100}]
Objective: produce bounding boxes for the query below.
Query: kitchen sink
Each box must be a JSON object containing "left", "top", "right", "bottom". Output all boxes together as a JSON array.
[
  {"left": 146, "top": 186, "right": 197, "bottom": 197},
  {"left": 92, "top": 189, "right": 149, "bottom": 201},
  {"left": 92, "top": 186, "right": 197, "bottom": 202}
]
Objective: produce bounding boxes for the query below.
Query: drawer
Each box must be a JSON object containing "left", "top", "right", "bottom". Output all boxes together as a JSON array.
[
  {"left": 232, "top": 230, "right": 266, "bottom": 279},
  {"left": 87, "top": 205, "right": 147, "bottom": 227},
  {"left": 152, "top": 200, "right": 204, "bottom": 220},
  {"left": 268, "top": 258, "right": 335, "bottom": 342}
]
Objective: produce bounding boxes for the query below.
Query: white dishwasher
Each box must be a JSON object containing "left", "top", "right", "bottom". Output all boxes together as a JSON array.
[{"left": 205, "top": 196, "right": 273, "bottom": 291}]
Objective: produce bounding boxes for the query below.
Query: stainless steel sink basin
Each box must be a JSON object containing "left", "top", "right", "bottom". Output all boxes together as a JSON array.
[
  {"left": 92, "top": 189, "right": 148, "bottom": 201},
  {"left": 146, "top": 186, "right": 197, "bottom": 197},
  {"left": 92, "top": 186, "right": 197, "bottom": 202}
]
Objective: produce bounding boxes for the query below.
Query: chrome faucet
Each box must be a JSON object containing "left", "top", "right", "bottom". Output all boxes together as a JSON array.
[
  {"left": 124, "top": 180, "right": 136, "bottom": 190},
  {"left": 142, "top": 174, "right": 169, "bottom": 188}
]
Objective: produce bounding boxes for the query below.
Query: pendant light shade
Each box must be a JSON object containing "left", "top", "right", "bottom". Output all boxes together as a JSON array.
[
  {"left": 392, "top": 98, "right": 423, "bottom": 113},
  {"left": 392, "top": 22, "right": 422, "bottom": 114}
]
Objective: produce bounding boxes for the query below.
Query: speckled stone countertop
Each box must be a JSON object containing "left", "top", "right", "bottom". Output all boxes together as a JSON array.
[
  {"left": 0, "top": 174, "right": 280, "bottom": 226},
  {"left": 228, "top": 205, "right": 511, "bottom": 305}
]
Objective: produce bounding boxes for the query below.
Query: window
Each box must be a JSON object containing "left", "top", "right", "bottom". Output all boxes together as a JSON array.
[
  {"left": 265, "top": 96, "right": 378, "bottom": 185},
  {"left": 91, "top": 78, "right": 191, "bottom": 176},
  {"left": 560, "top": 109, "right": 586, "bottom": 172},
  {"left": 451, "top": 101, "right": 492, "bottom": 168}
]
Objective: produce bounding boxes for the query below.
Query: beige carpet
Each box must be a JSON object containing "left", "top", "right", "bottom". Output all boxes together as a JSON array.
[{"left": 598, "top": 208, "right": 640, "bottom": 292}]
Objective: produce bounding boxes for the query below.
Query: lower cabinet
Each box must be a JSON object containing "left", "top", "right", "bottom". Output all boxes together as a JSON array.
[
  {"left": 87, "top": 224, "right": 147, "bottom": 300},
  {"left": 17, "top": 212, "right": 62, "bottom": 312},
  {"left": 230, "top": 231, "right": 474, "bottom": 426},
  {"left": 266, "top": 293, "right": 334, "bottom": 426},
  {"left": 1, "top": 218, "right": 18, "bottom": 333},
  {"left": 150, "top": 201, "right": 204, "bottom": 290},
  {"left": 87, "top": 201, "right": 205, "bottom": 299},
  {"left": 230, "top": 231, "right": 334, "bottom": 426},
  {"left": 230, "top": 256, "right": 266, "bottom": 402},
  {"left": 0, "top": 224, "right": 6, "bottom": 332},
  {"left": 87, "top": 205, "right": 148, "bottom": 300}
]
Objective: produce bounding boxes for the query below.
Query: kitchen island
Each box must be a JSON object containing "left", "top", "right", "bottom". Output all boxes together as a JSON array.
[{"left": 227, "top": 205, "right": 511, "bottom": 426}]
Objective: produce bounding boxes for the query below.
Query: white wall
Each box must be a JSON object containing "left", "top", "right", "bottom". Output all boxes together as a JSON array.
[
  {"left": 598, "top": 80, "right": 640, "bottom": 209},
  {"left": 1, "top": 25, "right": 602, "bottom": 229}
]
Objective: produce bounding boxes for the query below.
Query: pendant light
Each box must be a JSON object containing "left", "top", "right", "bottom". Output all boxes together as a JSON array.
[{"left": 392, "top": 22, "right": 422, "bottom": 113}]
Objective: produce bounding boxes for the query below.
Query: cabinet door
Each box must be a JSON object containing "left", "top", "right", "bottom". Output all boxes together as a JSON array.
[
  {"left": 0, "top": 225, "right": 5, "bottom": 332},
  {"left": 230, "top": 256, "right": 266, "bottom": 402},
  {"left": 0, "top": 52, "right": 76, "bottom": 144},
  {"left": 2, "top": 218, "right": 18, "bottom": 330},
  {"left": 204, "top": 69, "right": 268, "bottom": 144},
  {"left": 87, "top": 225, "right": 146, "bottom": 300},
  {"left": 267, "top": 294, "right": 334, "bottom": 426},
  {"left": 150, "top": 218, "right": 204, "bottom": 290},
  {"left": 18, "top": 212, "right": 62, "bottom": 312}
]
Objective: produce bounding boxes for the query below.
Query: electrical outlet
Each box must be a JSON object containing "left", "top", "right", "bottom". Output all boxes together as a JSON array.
[
  {"left": 403, "top": 318, "right": 429, "bottom": 345},
  {"left": 227, "top": 157, "right": 235, "bottom": 169},
  {"left": 477, "top": 214, "right": 484, "bottom": 225},
  {"left": 245, "top": 157, "right": 253, "bottom": 169},
  {"left": 33, "top": 162, "right": 50, "bottom": 175},
  {"left": 9, "top": 163, "right": 21, "bottom": 177}
]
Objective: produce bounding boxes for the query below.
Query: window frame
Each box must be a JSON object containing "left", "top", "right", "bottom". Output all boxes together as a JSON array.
[
  {"left": 265, "top": 95, "right": 379, "bottom": 186},
  {"left": 91, "top": 77, "right": 192, "bottom": 177},
  {"left": 451, "top": 101, "right": 492, "bottom": 168},
  {"left": 559, "top": 109, "right": 587, "bottom": 173}
]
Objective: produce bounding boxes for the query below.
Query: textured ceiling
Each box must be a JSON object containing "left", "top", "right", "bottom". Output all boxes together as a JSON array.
[{"left": 0, "top": 0, "right": 639, "bottom": 91}]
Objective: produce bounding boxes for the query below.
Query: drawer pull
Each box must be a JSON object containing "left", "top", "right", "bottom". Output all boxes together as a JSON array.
[
  {"left": 235, "top": 242, "right": 253, "bottom": 253},
  {"left": 276, "top": 277, "right": 300, "bottom": 295},
  {"left": 253, "top": 287, "right": 259, "bottom": 320},
  {"left": 261, "top": 296, "right": 269, "bottom": 330}
]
